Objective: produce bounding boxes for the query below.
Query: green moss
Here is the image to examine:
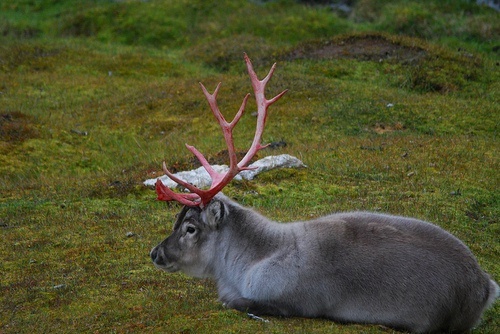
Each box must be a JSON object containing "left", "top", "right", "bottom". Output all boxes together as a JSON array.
[{"left": 1, "top": 0, "right": 499, "bottom": 333}]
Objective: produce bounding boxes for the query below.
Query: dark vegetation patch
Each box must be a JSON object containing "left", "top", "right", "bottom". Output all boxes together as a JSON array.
[
  {"left": 0, "top": 44, "right": 66, "bottom": 72},
  {"left": 89, "top": 176, "right": 146, "bottom": 199},
  {"left": 185, "top": 35, "right": 279, "bottom": 72},
  {"left": 0, "top": 21, "right": 41, "bottom": 39},
  {"left": 465, "top": 193, "right": 499, "bottom": 225},
  {"left": 87, "top": 163, "right": 158, "bottom": 199},
  {"left": 285, "top": 32, "right": 484, "bottom": 93},
  {"left": 0, "top": 111, "right": 39, "bottom": 143},
  {"left": 57, "top": 2, "right": 190, "bottom": 47}
]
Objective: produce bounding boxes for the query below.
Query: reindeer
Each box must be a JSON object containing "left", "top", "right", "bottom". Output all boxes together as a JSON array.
[{"left": 150, "top": 54, "right": 499, "bottom": 333}]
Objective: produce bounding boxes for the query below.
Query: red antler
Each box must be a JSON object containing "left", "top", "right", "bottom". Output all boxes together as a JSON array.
[{"left": 155, "top": 53, "right": 287, "bottom": 207}]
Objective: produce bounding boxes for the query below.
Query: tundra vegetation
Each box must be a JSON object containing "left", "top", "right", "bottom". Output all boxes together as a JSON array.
[{"left": 1, "top": 0, "right": 499, "bottom": 333}]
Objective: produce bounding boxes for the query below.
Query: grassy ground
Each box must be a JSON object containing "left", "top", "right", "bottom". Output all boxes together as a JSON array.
[{"left": 1, "top": 0, "right": 499, "bottom": 333}]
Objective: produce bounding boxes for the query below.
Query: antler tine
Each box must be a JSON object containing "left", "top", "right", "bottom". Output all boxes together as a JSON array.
[
  {"left": 199, "top": 82, "right": 251, "bottom": 173},
  {"left": 156, "top": 54, "right": 287, "bottom": 207},
  {"left": 239, "top": 53, "right": 288, "bottom": 168},
  {"left": 155, "top": 179, "right": 200, "bottom": 206}
]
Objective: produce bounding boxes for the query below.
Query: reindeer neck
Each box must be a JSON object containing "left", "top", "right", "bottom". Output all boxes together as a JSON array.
[{"left": 214, "top": 205, "right": 287, "bottom": 270}]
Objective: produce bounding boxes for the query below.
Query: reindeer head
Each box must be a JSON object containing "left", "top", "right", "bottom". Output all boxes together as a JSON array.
[
  {"left": 155, "top": 53, "right": 287, "bottom": 207},
  {"left": 150, "top": 197, "right": 225, "bottom": 278}
]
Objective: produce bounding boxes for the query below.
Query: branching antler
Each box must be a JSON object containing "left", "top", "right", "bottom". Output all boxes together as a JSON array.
[{"left": 155, "top": 53, "right": 287, "bottom": 207}]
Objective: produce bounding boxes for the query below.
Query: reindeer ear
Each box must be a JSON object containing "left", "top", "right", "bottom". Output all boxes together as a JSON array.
[{"left": 202, "top": 199, "right": 225, "bottom": 229}]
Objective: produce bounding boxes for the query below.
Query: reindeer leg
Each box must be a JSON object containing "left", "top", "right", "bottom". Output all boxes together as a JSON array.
[{"left": 225, "top": 297, "right": 288, "bottom": 317}]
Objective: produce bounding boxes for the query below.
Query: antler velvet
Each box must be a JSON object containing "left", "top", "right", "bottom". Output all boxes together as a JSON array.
[{"left": 155, "top": 53, "right": 287, "bottom": 207}]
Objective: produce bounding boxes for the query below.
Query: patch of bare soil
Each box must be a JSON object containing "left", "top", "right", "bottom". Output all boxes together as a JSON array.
[
  {"left": 287, "top": 34, "right": 427, "bottom": 63},
  {"left": 373, "top": 122, "right": 405, "bottom": 134}
]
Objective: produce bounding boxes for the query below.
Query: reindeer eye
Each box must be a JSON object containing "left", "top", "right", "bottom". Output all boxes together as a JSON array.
[{"left": 186, "top": 226, "right": 196, "bottom": 234}]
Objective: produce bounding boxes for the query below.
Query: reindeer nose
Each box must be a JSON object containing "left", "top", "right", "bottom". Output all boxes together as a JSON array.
[{"left": 150, "top": 247, "right": 160, "bottom": 263}]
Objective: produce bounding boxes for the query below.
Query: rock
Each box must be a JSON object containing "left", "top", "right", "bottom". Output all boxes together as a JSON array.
[{"left": 143, "top": 154, "right": 306, "bottom": 188}]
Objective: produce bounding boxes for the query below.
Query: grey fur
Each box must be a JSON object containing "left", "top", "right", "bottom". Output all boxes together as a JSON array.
[{"left": 151, "top": 194, "right": 499, "bottom": 333}]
